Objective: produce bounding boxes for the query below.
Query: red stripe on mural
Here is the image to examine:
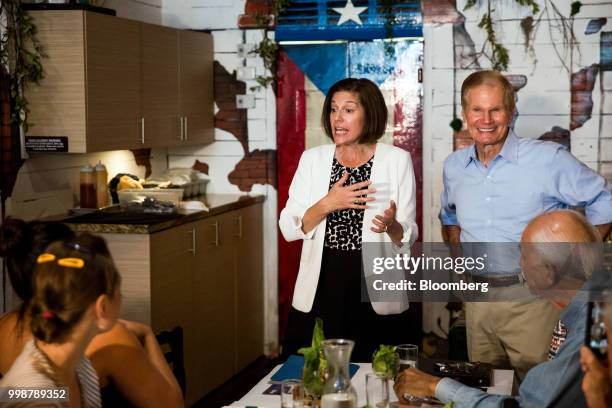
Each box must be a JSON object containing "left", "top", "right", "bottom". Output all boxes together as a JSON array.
[
  {"left": 276, "top": 50, "right": 306, "bottom": 343},
  {"left": 393, "top": 103, "right": 423, "bottom": 241}
]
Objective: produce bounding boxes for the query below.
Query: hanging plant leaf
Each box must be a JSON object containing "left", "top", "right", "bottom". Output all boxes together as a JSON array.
[
  {"left": 1, "top": 0, "right": 46, "bottom": 131},
  {"left": 464, "top": 0, "right": 478, "bottom": 11},
  {"left": 450, "top": 117, "right": 463, "bottom": 132},
  {"left": 570, "top": 1, "right": 582, "bottom": 17},
  {"left": 248, "top": 1, "right": 293, "bottom": 91}
]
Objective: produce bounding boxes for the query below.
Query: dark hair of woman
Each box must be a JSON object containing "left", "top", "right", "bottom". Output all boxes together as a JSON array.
[
  {"left": 29, "top": 233, "right": 121, "bottom": 344},
  {"left": 321, "top": 78, "right": 388, "bottom": 144},
  {"left": 0, "top": 218, "right": 75, "bottom": 319}
]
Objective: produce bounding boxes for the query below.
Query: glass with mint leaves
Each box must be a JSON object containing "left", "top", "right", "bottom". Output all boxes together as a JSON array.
[
  {"left": 372, "top": 345, "right": 399, "bottom": 380},
  {"left": 298, "top": 317, "right": 327, "bottom": 406}
]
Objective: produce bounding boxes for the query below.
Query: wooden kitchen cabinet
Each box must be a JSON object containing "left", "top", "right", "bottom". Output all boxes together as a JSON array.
[
  {"left": 25, "top": 10, "right": 214, "bottom": 153},
  {"left": 86, "top": 13, "right": 142, "bottom": 151},
  {"left": 233, "top": 204, "right": 264, "bottom": 372},
  {"left": 189, "top": 214, "right": 236, "bottom": 397},
  {"left": 187, "top": 204, "right": 264, "bottom": 400},
  {"left": 26, "top": 11, "right": 142, "bottom": 152},
  {"left": 141, "top": 23, "right": 181, "bottom": 147},
  {"left": 179, "top": 30, "right": 215, "bottom": 146},
  {"left": 97, "top": 203, "right": 263, "bottom": 406}
]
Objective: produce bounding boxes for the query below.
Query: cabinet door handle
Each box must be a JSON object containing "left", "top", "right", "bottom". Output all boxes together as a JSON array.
[
  {"left": 140, "top": 117, "right": 145, "bottom": 144},
  {"left": 180, "top": 117, "right": 184, "bottom": 141},
  {"left": 210, "top": 222, "right": 219, "bottom": 246},
  {"left": 188, "top": 228, "right": 196, "bottom": 255},
  {"left": 235, "top": 215, "right": 242, "bottom": 239},
  {"left": 184, "top": 116, "right": 188, "bottom": 141}
]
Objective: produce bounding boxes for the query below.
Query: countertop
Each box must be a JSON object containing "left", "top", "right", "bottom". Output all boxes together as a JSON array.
[{"left": 53, "top": 194, "right": 265, "bottom": 234}]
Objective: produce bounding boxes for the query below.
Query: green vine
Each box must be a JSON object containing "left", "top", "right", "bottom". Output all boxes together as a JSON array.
[
  {"left": 0, "top": 0, "right": 45, "bottom": 130},
  {"left": 465, "top": 0, "right": 580, "bottom": 73},
  {"left": 465, "top": 0, "right": 538, "bottom": 71},
  {"left": 251, "top": 0, "right": 292, "bottom": 91}
]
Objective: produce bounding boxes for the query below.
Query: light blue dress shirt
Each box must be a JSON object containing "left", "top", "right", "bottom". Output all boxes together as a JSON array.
[
  {"left": 440, "top": 130, "right": 611, "bottom": 242},
  {"left": 435, "top": 297, "right": 587, "bottom": 407},
  {"left": 439, "top": 130, "right": 611, "bottom": 274}
]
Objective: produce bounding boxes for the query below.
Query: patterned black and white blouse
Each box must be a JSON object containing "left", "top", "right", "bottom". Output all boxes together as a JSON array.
[{"left": 324, "top": 156, "right": 374, "bottom": 250}]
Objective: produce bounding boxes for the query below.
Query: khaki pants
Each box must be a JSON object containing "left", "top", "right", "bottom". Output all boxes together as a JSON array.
[{"left": 465, "top": 298, "right": 561, "bottom": 382}]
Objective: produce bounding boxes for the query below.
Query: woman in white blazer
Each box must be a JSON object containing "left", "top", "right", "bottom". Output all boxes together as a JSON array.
[{"left": 279, "top": 78, "right": 420, "bottom": 360}]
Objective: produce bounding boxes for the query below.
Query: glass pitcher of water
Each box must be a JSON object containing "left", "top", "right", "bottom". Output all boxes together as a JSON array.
[{"left": 321, "top": 339, "right": 358, "bottom": 408}]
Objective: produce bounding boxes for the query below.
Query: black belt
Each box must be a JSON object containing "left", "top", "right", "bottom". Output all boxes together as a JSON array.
[{"left": 470, "top": 274, "right": 522, "bottom": 287}]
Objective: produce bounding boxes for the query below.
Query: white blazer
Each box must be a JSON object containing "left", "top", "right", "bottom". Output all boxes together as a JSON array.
[{"left": 279, "top": 142, "right": 418, "bottom": 315}]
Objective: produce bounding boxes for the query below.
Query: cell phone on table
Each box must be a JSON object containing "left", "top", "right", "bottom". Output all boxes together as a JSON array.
[{"left": 585, "top": 301, "right": 608, "bottom": 359}]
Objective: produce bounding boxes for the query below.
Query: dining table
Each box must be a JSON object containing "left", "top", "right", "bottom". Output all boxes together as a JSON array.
[{"left": 226, "top": 362, "right": 514, "bottom": 407}]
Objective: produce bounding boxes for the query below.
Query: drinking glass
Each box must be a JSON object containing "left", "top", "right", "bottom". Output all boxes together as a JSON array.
[
  {"left": 366, "top": 372, "right": 389, "bottom": 408},
  {"left": 395, "top": 344, "right": 421, "bottom": 405},
  {"left": 396, "top": 344, "right": 418, "bottom": 371},
  {"left": 281, "top": 379, "right": 305, "bottom": 408}
]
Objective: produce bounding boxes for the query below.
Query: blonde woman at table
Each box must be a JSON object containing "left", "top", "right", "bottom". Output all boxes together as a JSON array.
[
  {"left": 0, "top": 220, "right": 183, "bottom": 408},
  {"left": 279, "top": 78, "right": 419, "bottom": 361}
]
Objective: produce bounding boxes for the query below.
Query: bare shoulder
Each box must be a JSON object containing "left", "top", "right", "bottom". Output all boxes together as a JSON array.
[
  {"left": 0, "top": 311, "right": 19, "bottom": 334},
  {"left": 0, "top": 312, "right": 29, "bottom": 376},
  {"left": 86, "top": 321, "right": 141, "bottom": 356}
]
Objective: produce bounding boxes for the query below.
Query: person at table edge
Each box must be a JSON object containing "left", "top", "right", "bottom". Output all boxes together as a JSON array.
[{"left": 395, "top": 210, "right": 603, "bottom": 407}]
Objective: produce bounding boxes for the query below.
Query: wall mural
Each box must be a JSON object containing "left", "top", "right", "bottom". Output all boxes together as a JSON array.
[
  {"left": 422, "top": 0, "right": 612, "bottom": 171},
  {"left": 195, "top": 61, "right": 277, "bottom": 192}
]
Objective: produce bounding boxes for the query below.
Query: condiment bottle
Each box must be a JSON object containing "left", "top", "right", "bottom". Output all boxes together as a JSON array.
[
  {"left": 80, "top": 164, "right": 96, "bottom": 208},
  {"left": 95, "top": 161, "right": 109, "bottom": 208}
]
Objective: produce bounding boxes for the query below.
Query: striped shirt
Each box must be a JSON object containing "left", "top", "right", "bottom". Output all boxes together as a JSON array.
[{"left": 0, "top": 340, "right": 101, "bottom": 407}]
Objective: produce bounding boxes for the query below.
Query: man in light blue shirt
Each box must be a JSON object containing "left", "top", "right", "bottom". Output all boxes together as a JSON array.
[
  {"left": 439, "top": 70, "right": 611, "bottom": 379},
  {"left": 440, "top": 128, "right": 611, "bottom": 243},
  {"left": 395, "top": 210, "right": 602, "bottom": 407}
]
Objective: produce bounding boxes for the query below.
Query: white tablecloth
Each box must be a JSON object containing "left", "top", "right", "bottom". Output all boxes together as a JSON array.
[{"left": 228, "top": 363, "right": 514, "bottom": 408}]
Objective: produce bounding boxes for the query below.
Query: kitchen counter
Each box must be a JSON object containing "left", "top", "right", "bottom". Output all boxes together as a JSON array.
[
  {"left": 50, "top": 195, "right": 265, "bottom": 403},
  {"left": 56, "top": 194, "right": 265, "bottom": 234}
]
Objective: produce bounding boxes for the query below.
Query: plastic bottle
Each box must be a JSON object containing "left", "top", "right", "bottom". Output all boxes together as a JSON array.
[
  {"left": 95, "top": 161, "right": 109, "bottom": 208},
  {"left": 80, "top": 164, "right": 96, "bottom": 208}
]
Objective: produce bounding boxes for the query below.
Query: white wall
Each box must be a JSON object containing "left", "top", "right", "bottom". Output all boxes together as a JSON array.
[
  {"left": 161, "top": 0, "right": 280, "bottom": 355},
  {"left": 105, "top": 0, "right": 162, "bottom": 25}
]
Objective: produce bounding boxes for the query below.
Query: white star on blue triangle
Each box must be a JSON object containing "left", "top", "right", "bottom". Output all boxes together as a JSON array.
[{"left": 333, "top": 0, "right": 368, "bottom": 26}]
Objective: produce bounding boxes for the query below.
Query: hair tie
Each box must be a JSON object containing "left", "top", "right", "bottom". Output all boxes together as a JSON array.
[
  {"left": 57, "top": 257, "right": 85, "bottom": 269},
  {"left": 42, "top": 310, "right": 55, "bottom": 319},
  {"left": 37, "top": 253, "right": 56, "bottom": 264}
]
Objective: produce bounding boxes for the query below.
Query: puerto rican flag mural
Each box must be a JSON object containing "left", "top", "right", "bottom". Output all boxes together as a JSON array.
[{"left": 275, "top": 1, "right": 423, "bottom": 338}]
